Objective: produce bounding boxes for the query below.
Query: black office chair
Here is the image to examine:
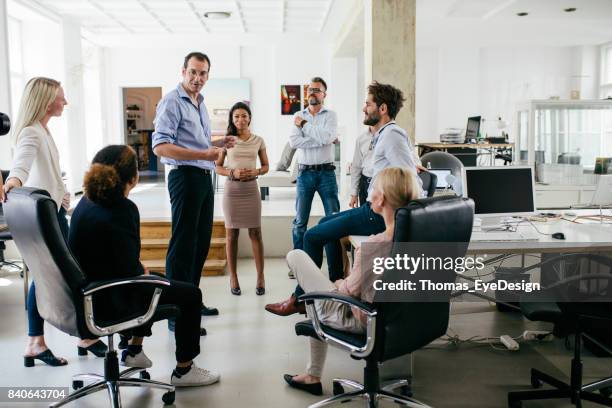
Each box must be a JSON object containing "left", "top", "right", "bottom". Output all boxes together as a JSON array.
[
  {"left": 417, "top": 171, "right": 437, "bottom": 198},
  {"left": 4, "top": 187, "right": 177, "bottom": 407},
  {"left": 508, "top": 253, "right": 612, "bottom": 408},
  {"left": 0, "top": 170, "right": 29, "bottom": 306},
  {"left": 295, "top": 196, "right": 474, "bottom": 407}
]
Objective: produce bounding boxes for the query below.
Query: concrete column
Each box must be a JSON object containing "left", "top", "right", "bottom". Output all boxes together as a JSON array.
[
  {"left": 0, "top": 0, "right": 12, "bottom": 169},
  {"left": 364, "top": 0, "right": 416, "bottom": 141},
  {"left": 61, "top": 17, "right": 87, "bottom": 193}
]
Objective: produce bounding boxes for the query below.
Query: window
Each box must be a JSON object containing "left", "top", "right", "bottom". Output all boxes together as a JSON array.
[
  {"left": 601, "top": 42, "right": 612, "bottom": 99},
  {"left": 7, "top": 16, "right": 24, "bottom": 119}
]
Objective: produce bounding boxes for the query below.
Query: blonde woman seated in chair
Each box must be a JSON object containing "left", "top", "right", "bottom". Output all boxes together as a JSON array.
[{"left": 283, "top": 167, "right": 420, "bottom": 395}]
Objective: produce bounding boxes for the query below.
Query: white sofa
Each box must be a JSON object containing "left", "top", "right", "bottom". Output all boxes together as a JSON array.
[{"left": 258, "top": 162, "right": 298, "bottom": 200}]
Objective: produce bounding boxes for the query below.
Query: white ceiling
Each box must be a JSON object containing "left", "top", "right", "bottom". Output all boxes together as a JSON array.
[
  {"left": 417, "top": 0, "right": 612, "bottom": 46},
  {"left": 23, "top": 0, "right": 335, "bottom": 35}
]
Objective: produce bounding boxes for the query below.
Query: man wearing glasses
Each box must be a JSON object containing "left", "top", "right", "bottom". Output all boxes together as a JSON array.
[
  {"left": 265, "top": 77, "right": 339, "bottom": 315},
  {"left": 153, "top": 52, "right": 236, "bottom": 334}
]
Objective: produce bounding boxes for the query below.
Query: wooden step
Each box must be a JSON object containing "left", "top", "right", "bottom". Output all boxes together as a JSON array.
[
  {"left": 140, "top": 238, "right": 226, "bottom": 261},
  {"left": 142, "top": 259, "right": 226, "bottom": 277},
  {"left": 140, "top": 219, "right": 226, "bottom": 239}
]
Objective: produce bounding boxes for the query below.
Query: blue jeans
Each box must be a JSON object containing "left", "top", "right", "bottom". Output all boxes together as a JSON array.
[
  {"left": 28, "top": 207, "right": 69, "bottom": 336},
  {"left": 294, "top": 203, "right": 385, "bottom": 298},
  {"left": 292, "top": 169, "right": 339, "bottom": 251}
]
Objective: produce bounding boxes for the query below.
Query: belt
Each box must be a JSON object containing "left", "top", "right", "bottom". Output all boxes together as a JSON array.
[
  {"left": 168, "top": 165, "right": 211, "bottom": 175},
  {"left": 298, "top": 163, "right": 335, "bottom": 171}
]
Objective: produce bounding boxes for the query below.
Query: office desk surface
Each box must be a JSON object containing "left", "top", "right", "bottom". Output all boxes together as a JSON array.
[
  {"left": 418, "top": 142, "right": 515, "bottom": 149},
  {"left": 349, "top": 217, "right": 612, "bottom": 255}
]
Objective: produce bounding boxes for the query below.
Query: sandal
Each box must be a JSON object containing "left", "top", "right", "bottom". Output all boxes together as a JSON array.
[
  {"left": 77, "top": 340, "right": 108, "bottom": 357},
  {"left": 24, "top": 349, "right": 68, "bottom": 367}
]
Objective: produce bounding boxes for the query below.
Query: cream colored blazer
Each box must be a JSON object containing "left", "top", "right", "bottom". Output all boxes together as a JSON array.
[{"left": 8, "top": 121, "right": 66, "bottom": 209}]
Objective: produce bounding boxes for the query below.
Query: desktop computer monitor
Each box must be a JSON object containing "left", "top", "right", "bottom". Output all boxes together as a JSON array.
[
  {"left": 463, "top": 166, "right": 536, "bottom": 217},
  {"left": 465, "top": 116, "right": 481, "bottom": 142}
]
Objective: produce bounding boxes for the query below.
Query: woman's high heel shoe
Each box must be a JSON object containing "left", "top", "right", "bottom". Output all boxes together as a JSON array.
[
  {"left": 256, "top": 287, "right": 265, "bottom": 296},
  {"left": 231, "top": 287, "right": 242, "bottom": 296},
  {"left": 77, "top": 340, "right": 107, "bottom": 357},
  {"left": 24, "top": 349, "right": 68, "bottom": 367}
]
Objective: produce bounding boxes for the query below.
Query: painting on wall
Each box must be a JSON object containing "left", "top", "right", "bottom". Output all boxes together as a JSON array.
[
  {"left": 281, "top": 85, "right": 302, "bottom": 115},
  {"left": 303, "top": 84, "right": 309, "bottom": 109},
  {"left": 205, "top": 78, "right": 251, "bottom": 136}
]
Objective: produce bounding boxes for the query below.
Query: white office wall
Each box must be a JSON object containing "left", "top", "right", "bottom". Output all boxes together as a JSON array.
[
  {"left": 102, "top": 43, "right": 332, "bottom": 164},
  {"left": 415, "top": 45, "right": 594, "bottom": 143},
  {"left": 103, "top": 45, "right": 241, "bottom": 147}
]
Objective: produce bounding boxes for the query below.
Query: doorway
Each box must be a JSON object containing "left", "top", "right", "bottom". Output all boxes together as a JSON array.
[{"left": 122, "top": 87, "right": 163, "bottom": 182}]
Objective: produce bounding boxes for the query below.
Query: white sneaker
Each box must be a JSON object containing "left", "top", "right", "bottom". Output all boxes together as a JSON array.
[
  {"left": 171, "top": 364, "right": 220, "bottom": 387},
  {"left": 120, "top": 349, "right": 153, "bottom": 368}
]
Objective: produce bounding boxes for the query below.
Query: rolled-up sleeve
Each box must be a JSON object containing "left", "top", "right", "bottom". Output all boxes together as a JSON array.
[
  {"left": 289, "top": 113, "right": 323, "bottom": 149},
  {"left": 350, "top": 140, "right": 364, "bottom": 195},
  {"left": 152, "top": 96, "right": 181, "bottom": 149}
]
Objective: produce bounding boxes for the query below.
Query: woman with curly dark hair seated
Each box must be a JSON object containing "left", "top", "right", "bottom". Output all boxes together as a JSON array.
[{"left": 68, "top": 144, "right": 219, "bottom": 387}]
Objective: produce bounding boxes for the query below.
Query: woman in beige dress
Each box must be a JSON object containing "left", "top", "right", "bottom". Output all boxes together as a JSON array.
[{"left": 216, "top": 102, "right": 269, "bottom": 295}]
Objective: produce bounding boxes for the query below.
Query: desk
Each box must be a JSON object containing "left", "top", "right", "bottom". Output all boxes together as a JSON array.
[
  {"left": 349, "top": 217, "right": 612, "bottom": 306},
  {"left": 418, "top": 142, "right": 514, "bottom": 166}
]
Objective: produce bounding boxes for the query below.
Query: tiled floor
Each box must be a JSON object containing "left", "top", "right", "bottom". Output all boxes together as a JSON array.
[{"left": 1, "top": 259, "right": 611, "bottom": 408}]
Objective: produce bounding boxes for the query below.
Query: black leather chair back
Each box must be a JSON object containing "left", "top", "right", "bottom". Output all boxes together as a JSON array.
[
  {"left": 418, "top": 171, "right": 437, "bottom": 198},
  {"left": 375, "top": 196, "right": 474, "bottom": 362},
  {"left": 3, "top": 188, "right": 88, "bottom": 337}
]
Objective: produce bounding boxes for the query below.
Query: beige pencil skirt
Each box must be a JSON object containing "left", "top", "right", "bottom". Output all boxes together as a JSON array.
[{"left": 222, "top": 179, "right": 262, "bottom": 229}]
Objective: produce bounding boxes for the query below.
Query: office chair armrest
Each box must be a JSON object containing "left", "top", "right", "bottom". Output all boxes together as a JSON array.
[
  {"left": 82, "top": 275, "right": 170, "bottom": 296},
  {"left": 299, "top": 291, "right": 377, "bottom": 359},
  {"left": 299, "top": 291, "right": 377, "bottom": 316},
  {"left": 82, "top": 276, "right": 171, "bottom": 337}
]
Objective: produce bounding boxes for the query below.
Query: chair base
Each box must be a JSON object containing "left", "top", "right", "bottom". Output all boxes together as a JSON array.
[
  {"left": 50, "top": 336, "right": 175, "bottom": 408},
  {"left": 309, "top": 378, "right": 429, "bottom": 408},
  {"left": 508, "top": 368, "right": 612, "bottom": 408}
]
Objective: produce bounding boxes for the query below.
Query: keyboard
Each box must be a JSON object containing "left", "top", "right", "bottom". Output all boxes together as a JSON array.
[{"left": 471, "top": 230, "right": 540, "bottom": 242}]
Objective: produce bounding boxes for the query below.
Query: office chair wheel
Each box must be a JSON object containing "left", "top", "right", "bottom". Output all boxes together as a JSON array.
[
  {"left": 332, "top": 381, "right": 344, "bottom": 396},
  {"left": 139, "top": 370, "right": 150, "bottom": 380},
  {"left": 72, "top": 380, "right": 84, "bottom": 390},
  {"left": 162, "top": 391, "right": 175, "bottom": 405},
  {"left": 530, "top": 376, "right": 543, "bottom": 389},
  {"left": 600, "top": 387, "right": 612, "bottom": 398}
]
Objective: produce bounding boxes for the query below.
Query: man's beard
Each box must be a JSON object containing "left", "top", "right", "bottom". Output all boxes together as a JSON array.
[
  {"left": 363, "top": 112, "right": 381, "bottom": 126},
  {"left": 309, "top": 97, "right": 320, "bottom": 106}
]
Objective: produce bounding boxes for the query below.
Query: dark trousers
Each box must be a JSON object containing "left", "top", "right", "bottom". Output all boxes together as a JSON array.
[
  {"left": 131, "top": 280, "right": 202, "bottom": 363},
  {"left": 358, "top": 175, "right": 371, "bottom": 207},
  {"left": 294, "top": 202, "right": 385, "bottom": 298},
  {"left": 28, "top": 207, "right": 69, "bottom": 336},
  {"left": 166, "top": 167, "right": 214, "bottom": 288}
]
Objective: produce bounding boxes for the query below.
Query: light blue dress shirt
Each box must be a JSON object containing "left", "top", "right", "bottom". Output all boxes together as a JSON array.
[
  {"left": 288, "top": 107, "right": 338, "bottom": 165},
  {"left": 367, "top": 121, "right": 424, "bottom": 200},
  {"left": 152, "top": 84, "right": 214, "bottom": 170}
]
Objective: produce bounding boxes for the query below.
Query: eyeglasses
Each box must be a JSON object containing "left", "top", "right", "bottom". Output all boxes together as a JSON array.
[{"left": 308, "top": 88, "right": 323, "bottom": 94}]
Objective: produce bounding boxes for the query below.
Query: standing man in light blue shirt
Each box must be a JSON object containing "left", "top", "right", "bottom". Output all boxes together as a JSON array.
[
  {"left": 152, "top": 52, "right": 235, "bottom": 336},
  {"left": 265, "top": 77, "right": 340, "bottom": 316}
]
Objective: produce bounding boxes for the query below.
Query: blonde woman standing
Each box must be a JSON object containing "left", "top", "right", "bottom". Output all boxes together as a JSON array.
[
  {"left": 3, "top": 77, "right": 106, "bottom": 367},
  {"left": 215, "top": 102, "right": 269, "bottom": 296}
]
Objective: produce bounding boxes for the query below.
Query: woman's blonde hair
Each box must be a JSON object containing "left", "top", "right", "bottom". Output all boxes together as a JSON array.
[
  {"left": 12, "top": 77, "right": 61, "bottom": 145},
  {"left": 373, "top": 167, "right": 420, "bottom": 209}
]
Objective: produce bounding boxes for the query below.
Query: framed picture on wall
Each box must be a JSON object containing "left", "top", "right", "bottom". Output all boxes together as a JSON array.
[
  {"left": 205, "top": 78, "right": 251, "bottom": 136},
  {"left": 303, "top": 84, "right": 309, "bottom": 109},
  {"left": 281, "top": 85, "right": 301, "bottom": 115}
]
